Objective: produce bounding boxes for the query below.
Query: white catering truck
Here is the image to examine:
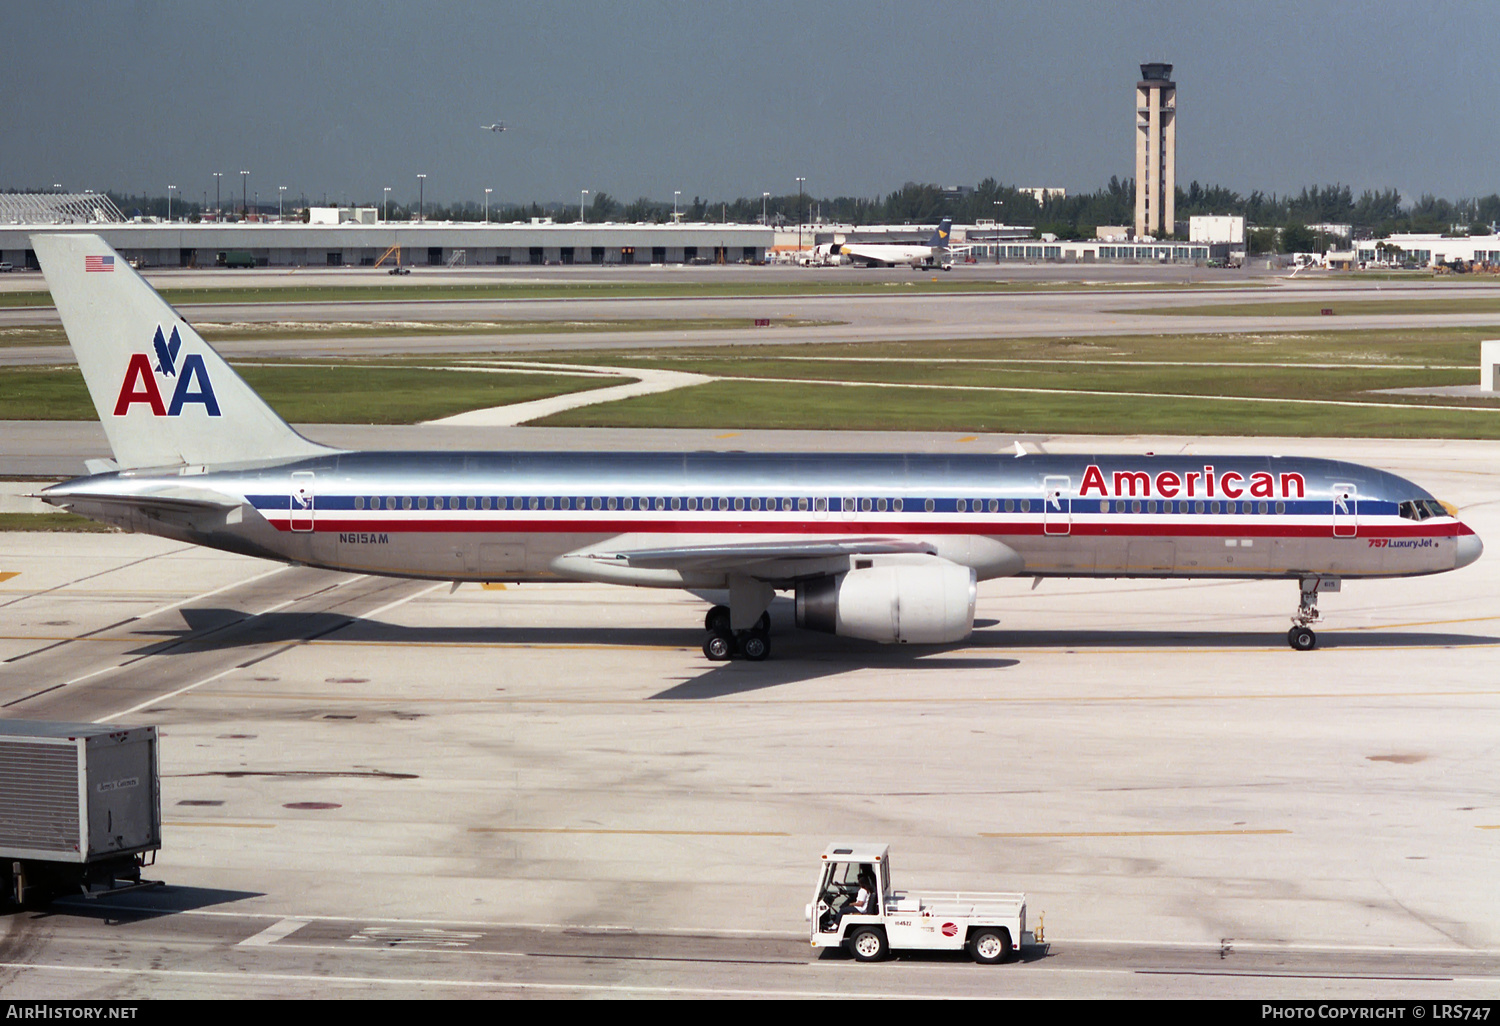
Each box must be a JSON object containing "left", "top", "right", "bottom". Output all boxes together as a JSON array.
[{"left": 806, "top": 842, "right": 1040, "bottom": 963}]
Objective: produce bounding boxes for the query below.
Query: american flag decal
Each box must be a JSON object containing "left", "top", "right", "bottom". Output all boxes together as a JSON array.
[{"left": 85, "top": 255, "right": 115, "bottom": 272}]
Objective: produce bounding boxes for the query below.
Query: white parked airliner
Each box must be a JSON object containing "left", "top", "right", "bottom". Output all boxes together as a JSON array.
[{"left": 838, "top": 219, "right": 954, "bottom": 269}]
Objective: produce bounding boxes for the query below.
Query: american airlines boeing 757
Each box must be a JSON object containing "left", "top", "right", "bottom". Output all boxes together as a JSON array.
[{"left": 32, "top": 235, "right": 1481, "bottom": 659}]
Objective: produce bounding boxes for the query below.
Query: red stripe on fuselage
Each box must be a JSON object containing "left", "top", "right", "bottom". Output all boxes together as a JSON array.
[{"left": 270, "top": 516, "right": 1473, "bottom": 539}]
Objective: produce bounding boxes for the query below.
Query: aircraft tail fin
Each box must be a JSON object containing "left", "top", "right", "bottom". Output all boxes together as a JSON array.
[
  {"left": 928, "top": 217, "right": 953, "bottom": 248},
  {"left": 32, "top": 234, "right": 337, "bottom": 470}
]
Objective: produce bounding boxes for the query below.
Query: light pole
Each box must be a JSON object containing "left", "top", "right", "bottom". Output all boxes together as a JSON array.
[
  {"left": 484, "top": 187, "right": 492, "bottom": 223},
  {"left": 278, "top": 185, "right": 286, "bottom": 222},
  {"left": 212, "top": 172, "right": 222, "bottom": 220},
  {"left": 795, "top": 177, "right": 806, "bottom": 255},
  {"left": 673, "top": 190, "right": 680, "bottom": 222},
  {"left": 994, "top": 200, "right": 1004, "bottom": 264},
  {"left": 580, "top": 189, "right": 588, "bottom": 223},
  {"left": 239, "top": 170, "right": 249, "bottom": 219},
  {"left": 417, "top": 174, "right": 426, "bottom": 222},
  {"left": 762, "top": 191, "right": 770, "bottom": 225},
  {"left": 167, "top": 184, "right": 176, "bottom": 222},
  {"left": 382, "top": 186, "right": 390, "bottom": 222}
]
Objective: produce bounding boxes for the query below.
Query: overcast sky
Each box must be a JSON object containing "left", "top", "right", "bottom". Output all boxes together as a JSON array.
[{"left": 5, "top": 0, "right": 1498, "bottom": 209}]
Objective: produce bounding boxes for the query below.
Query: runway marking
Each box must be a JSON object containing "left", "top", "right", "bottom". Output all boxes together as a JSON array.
[
  {"left": 5, "top": 633, "right": 1500, "bottom": 658},
  {"left": 1, "top": 565, "right": 295, "bottom": 671},
  {"left": 0, "top": 572, "right": 18, "bottom": 583},
  {"left": 91, "top": 579, "right": 435, "bottom": 722},
  {"left": 354, "top": 580, "right": 445, "bottom": 621},
  {"left": 56, "top": 584, "right": 341, "bottom": 719},
  {"left": 1477, "top": 825, "right": 1500, "bottom": 830},
  {"left": 481, "top": 582, "right": 508, "bottom": 590},
  {"left": 8, "top": 959, "right": 1488, "bottom": 997},
  {"left": 980, "top": 828, "right": 1292, "bottom": 838},
  {"left": 57, "top": 902, "right": 1500, "bottom": 956},
  {"left": 0, "top": 544, "right": 197, "bottom": 610},
  {"left": 469, "top": 827, "right": 789, "bottom": 837},
  {"left": 203, "top": 688, "right": 1500, "bottom": 706},
  {"left": 0, "top": 962, "right": 954, "bottom": 998},
  {"left": 1343, "top": 614, "right": 1500, "bottom": 631},
  {"left": 238, "top": 918, "right": 310, "bottom": 946},
  {"left": 78, "top": 905, "right": 799, "bottom": 938},
  {"left": 101, "top": 659, "right": 257, "bottom": 721},
  {"left": 126, "top": 564, "right": 292, "bottom": 625},
  {"left": 162, "top": 821, "right": 276, "bottom": 829}
]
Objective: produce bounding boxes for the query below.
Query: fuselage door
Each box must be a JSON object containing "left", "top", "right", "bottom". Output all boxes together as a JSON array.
[
  {"left": 290, "top": 470, "right": 314, "bottom": 532},
  {"left": 1332, "top": 482, "right": 1357, "bottom": 538},
  {"left": 1043, "top": 475, "right": 1071, "bottom": 536}
]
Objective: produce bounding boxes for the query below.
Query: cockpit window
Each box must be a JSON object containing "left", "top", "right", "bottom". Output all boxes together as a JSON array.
[{"left": 1399, "top": 499, "right": 1447, "bottom": 521}]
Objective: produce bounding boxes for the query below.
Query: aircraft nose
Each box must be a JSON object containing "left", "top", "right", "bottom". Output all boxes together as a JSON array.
[{"left": 1456, "top": 531, "right": 1483, "bottom": 569}]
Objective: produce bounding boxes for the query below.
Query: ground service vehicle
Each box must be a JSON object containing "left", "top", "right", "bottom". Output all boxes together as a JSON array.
[
  {"left": 806, "top": 843, "right": 1040, "bottom": 963},
  {"left": 0, "top": 722, "right": 161, "bottom": 906}
]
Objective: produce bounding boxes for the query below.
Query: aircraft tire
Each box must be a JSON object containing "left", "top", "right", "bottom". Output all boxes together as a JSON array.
[
  {"left": 703, "top": 631, "right": 735, "bottom": 661},
  {"left": 1288, "top": 626, "right": 1317, "bottom": 651},
  {"left": 705, "top": 605, "right": 731, "bottom": 632},
  {"left": 740, "top": 631, "right": 770, "bottom": 661}
]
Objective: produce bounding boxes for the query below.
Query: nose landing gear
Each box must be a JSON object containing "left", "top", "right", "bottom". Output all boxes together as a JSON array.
[{"left": 1288, "top": 576, "right": 1338, "bottom": 651}]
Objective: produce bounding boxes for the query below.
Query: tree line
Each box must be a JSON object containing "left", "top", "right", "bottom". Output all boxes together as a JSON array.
[{"left": 14, "top": 179, "right": 1497, "bottom": 241}]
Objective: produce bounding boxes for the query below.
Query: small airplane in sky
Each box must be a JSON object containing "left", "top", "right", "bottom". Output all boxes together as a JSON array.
[{"left": 481, "top": 122, "right": 507, "bottom": 132}]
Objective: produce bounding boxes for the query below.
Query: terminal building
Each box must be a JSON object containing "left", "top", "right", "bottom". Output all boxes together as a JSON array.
[
  {"left": 1353, "top": 233, "right": 1500, "bottom": 269},
  {"left": 0, "top": 193, "right": 773, "bottom": 270},
  {"left": 0, "top": 193, "right": 1219, "bottom": 270}
]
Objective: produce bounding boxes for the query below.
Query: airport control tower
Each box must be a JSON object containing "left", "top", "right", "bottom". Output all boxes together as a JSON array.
[{"left": 1134, "top": 62, "right": 1176, "bottom": 239}]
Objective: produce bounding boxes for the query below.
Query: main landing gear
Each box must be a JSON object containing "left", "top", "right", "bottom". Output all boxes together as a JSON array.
[
  {"left": 702, "top": 605, "right": 771, "bottom": 662},
  {"left": 1288, "top": 576, "right": 1334, "bottom": 651}
]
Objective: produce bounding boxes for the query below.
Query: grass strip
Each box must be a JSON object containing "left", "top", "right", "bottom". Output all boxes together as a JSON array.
[
  {"left": 533, "top": 378, "right": 1500, "bottom": 438},
  {"left": 0, "top": 512, "right": 116, "bottom": 532},
  {"left": 0, "top": 364, "right": 617, "bottom": 423}
]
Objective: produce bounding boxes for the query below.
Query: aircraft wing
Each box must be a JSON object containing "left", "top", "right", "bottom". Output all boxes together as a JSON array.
[
  {"left": 557, "top": 536, "right": 939, "bottom": 583},
  {"left": 602, "top": 537, "right": 936, "bottom": 571}
]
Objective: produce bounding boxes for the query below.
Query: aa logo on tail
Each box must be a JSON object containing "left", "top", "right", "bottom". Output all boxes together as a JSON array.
[{"left": 113, "top": 326, "right": 221, "bottom": 417}]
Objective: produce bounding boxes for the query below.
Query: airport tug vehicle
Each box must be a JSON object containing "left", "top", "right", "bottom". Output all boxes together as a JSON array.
[{"left": 806, "top": 843, "right": 1040, "bottom": 963}]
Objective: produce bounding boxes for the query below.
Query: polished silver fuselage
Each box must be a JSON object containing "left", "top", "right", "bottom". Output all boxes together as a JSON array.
[{"left": 45, "top": 450, "right": 1480, "bottom": 589}]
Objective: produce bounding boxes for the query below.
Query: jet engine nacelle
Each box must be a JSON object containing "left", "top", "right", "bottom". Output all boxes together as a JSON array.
[{"left": 795, "top": 559, "right": 977, "bottom": 644}]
